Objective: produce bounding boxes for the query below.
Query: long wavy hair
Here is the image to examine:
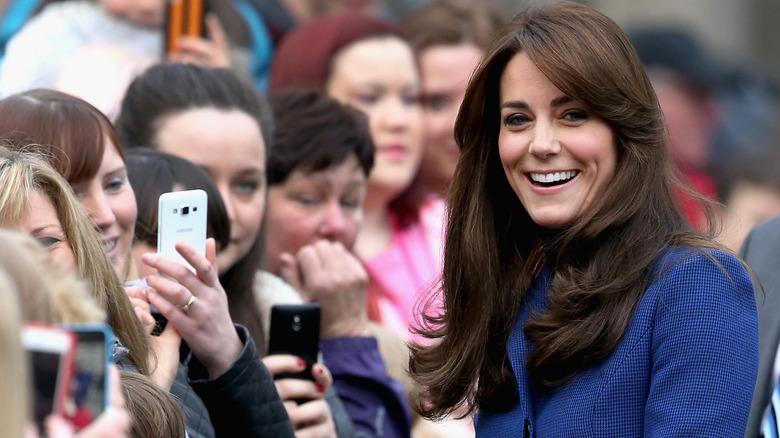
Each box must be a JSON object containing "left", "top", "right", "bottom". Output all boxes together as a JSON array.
[
  {"left": 0, "top": 148, "right": 152, "bottom": 375},
  {"left": 408, "top": 1, "right": 723, "bottom": 418}
]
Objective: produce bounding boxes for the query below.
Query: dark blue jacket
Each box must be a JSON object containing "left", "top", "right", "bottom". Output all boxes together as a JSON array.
[{"left": 477, "top": 247, "right": 758, "bottom": 437}]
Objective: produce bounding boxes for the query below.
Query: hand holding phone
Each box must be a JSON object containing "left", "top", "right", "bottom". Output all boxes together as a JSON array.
[
  {"left": 268, "top": 304, "right": 321, "bottom": 382},
  {"left": 165, "top": 0, "right": 207, "bottom": 55}
]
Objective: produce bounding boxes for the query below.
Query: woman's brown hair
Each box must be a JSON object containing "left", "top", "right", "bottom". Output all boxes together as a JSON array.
[
  {"left": 0, "top": 89, "right": 140, "bottom": 280},
  {"left": 408, "top": 1, "right": 722, "bottom": 418},
  {"left": 401, "top": 0, "right": 505, "bottom": 52}
]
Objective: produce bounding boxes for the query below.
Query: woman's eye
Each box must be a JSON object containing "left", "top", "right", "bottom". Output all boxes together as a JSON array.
[
  {"left": 296, "top": 196, "right": 318, "bottom": 207},
  {"left": 562, "top": 109, "right": 588, "bottom": 123},
  {"left": 340, "top": 198, "right": 360, "bottom": 209},
  {"left": 354, "top": 94, "right": 379, "bottom": 106},
  {"left": 423, "top": 94, "right": 453, "bottom": 111},
  {"left": 504, "top": 113, "right": 530, "bottom": 127},
  {"left": 104, "top": 177, "right": 125, "bottom": 192},
  {"left": 234, "top": 180, "right": 260, "bottom": 194},
  {"left": 403, "top": 93, "right": 422, "bottom": 106},
  {"left": 37, "top": 236, "right": 61, "bottom": 248}
]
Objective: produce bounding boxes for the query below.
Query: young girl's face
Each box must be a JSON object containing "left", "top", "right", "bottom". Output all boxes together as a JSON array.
[
  {"left": 98, "top": 0, "right": 166, "bottom": 28},
  {"left": 154, "top": 108, "right": 267, "bottom": 275},
  {"left": 326, "top": 36, "right": 424, "bottom": 204}
]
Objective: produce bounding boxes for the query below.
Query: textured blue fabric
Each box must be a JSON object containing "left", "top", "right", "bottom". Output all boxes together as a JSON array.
[
  {"left": 477, "top": 247, "right": 759, "bottom": 438},
  {"left": 322, "top": 336, "right": 411, "bottom": 438}
]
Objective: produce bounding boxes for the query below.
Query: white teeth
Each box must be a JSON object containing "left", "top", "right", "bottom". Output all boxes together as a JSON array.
[
  {"left": 102, "top": 240, "right": 116, "bottom": 252},
  {"left": 530, "top": 171, "right": 577, "bottom": 183}
]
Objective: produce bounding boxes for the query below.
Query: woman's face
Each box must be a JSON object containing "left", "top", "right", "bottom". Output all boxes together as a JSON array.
[
  {"left": 70, "top": 141, "right": 137, "bottom": 276},
  {"left": 498, "top": 52, "right": 617, "bottom": 229},
  {"left": 155, "top": 108, "right": 267, "bottom": 274},
  {"left": 21, "top": 190, "right": 78, "bottom": 273},
  {"left": 418, "top": 43, "right": 482, "bottom": 192},
  {"left": 263, "top": 154, "right": 366, "bottom": 274},
  {"left": 326, "top": 36, "right": 424, "bottom": 203}
]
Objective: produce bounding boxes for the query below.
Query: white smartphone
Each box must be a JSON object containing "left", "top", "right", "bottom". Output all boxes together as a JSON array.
[
  {"left": 22, "top": 323, "right": 78, "bottom": 427},
  {"left": 157, "top": 189, "right": 208, "bottom": 272}
]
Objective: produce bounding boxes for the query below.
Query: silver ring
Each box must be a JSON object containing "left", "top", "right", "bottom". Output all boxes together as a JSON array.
[{"left": 180, "top": 295, "right": 196, "bottom": 311}]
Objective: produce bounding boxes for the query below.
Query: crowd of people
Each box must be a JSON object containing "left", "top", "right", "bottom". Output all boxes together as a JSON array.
[{"left": 0, "top": 0, "right": 778, "bottom": 437}]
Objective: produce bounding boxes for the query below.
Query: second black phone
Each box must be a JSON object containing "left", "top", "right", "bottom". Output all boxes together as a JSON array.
[{"left": 268, "top": 304, "right": 321, "bottom": 381}]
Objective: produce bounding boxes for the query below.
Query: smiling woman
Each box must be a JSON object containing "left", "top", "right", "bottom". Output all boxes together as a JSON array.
[
  {"left": 408, "top": 2, "right": 758, "bottom": 437},
  {"left": 0, "top": 89, "right": 138, "bottom": 279},
  {"left": 497, "top": 53, "right": 617, "bottom": 229},
  {"left": 0, "top": 147, "right": 152, "bottom": 376}
]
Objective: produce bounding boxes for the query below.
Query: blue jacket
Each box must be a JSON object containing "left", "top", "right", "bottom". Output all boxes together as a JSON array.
[{"left": 477, "top": 247, "right": 758, "bottom": 437}]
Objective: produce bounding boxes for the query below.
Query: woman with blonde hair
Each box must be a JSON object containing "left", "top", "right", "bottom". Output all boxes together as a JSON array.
[
  {"left": 0, "top": 147, "right": 152, "bottom": 375},
  {"left": 0, "top": 229, "right": 134, "bottom": 437},
  {"left": 0, "top": 270, "right": 28, "bottom": 438}
]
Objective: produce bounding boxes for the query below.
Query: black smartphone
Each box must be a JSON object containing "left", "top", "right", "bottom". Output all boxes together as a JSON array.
[
  {"left": 164, "top": 0, "right": 209, "bottom": 56},
  {"left": 268, "top": 304, "right": 321, "bottom": 381},
  {"left": 64, "top": 323, "right": 114, "bottom": 430}
]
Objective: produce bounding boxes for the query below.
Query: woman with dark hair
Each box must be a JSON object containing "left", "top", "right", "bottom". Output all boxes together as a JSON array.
[
  {"left": 264, "top": 88, "right": 412, "bottom": 437},
  {"left": 117, "top": 63, "right": 350, "bottom": 437},
  {"left": 270, "top": 12, "right": 437, "bottom": 345},
  {"left": 409, "top": 2, "right": 758, "bottom": 436}
]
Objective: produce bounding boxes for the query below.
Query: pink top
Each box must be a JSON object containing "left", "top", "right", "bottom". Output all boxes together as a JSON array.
[{"left": 362, "top": 198, "right": 445, "bottom": 341}]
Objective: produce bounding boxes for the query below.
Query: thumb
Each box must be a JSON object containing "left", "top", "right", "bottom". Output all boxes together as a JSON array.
[
  {"left": 279, "top": 252, "right": 303, "bottom": 292},
  {"left": 159, "top": 321, "right": 182, "bottom": 345}
]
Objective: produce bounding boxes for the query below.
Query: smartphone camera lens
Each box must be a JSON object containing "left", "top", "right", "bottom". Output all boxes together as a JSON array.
[
  {"left": 182, "top": 206, "right": 189, "bottom": 215},
  {"left": 292, "top": 315, "right": 302, "bottom": 332}
]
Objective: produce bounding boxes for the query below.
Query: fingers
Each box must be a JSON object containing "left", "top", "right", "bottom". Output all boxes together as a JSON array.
[
  {"left": 279, "top": 252, "right": 303, "bottom": 291},
  {"left": 175, "top": 241, "right": 218, "bottom": 288},
  {"left": 262, "top": 354, "right": 307, "bottom": 377},
  {"left": 205, "top": 238, "right": 217, "bottom": 269},
  {"left": 263, "top": 354, "right": 325, "bottom": 402},
  {"left": 204, "top": 13, "right": 228, "bottom": 54},
  {"left": 44, "top": 415, "right": 75, "bottom": 438},
  {"left": 149, "top": 325, "right": 181, "bottom": 391},
  {"left": 127, "top": 291, "right": 155, "bottom": 335},
  {"left": 311, "top": 364, "right": 333, "bottom": 393},
  {"left": 107, "top": 365, "right": 124, "bottom": 409},
  {"left": 274, "top": 378, "right": 325, "bottom": 403},
  {"left": 168, "top": 15, "right": 231, "bottom": 69},
  {"left": 287, "top": 399, "right": 334, "bottom": 435}
]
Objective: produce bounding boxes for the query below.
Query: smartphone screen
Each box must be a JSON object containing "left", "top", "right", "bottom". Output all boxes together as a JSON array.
[
  {"left": 65, "top": 323, "right": 113, "bottom": 429},
  {"left": 22, "top": 324, "right": 76, "bottom": 427},
  {"left": 29, "top": 350, "right": 66, "bottom": 425}
]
